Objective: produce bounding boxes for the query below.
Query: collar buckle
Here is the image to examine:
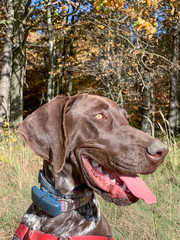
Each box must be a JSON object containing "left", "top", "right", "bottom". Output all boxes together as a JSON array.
[{"left": 57, "top": 198, "right": 74, "bottom": 212}]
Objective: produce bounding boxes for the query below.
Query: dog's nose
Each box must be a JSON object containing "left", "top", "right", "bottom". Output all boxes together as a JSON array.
[{"left": 146, "top": 141, "right": 168, "bottom": 163}]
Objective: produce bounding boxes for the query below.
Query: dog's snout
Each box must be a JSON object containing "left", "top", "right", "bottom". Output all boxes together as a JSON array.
[{"left": 146, "top": 142, "right": 168, "bottom": 163}]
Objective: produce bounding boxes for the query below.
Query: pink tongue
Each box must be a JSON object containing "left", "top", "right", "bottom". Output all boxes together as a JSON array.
[{"left": 120, "top": 175, "right": 157, "bottom": 204}]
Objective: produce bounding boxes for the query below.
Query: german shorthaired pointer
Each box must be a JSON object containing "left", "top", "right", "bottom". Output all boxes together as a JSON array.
[{"left": 14, "top": 94, "right": 168, "bottom": 240}]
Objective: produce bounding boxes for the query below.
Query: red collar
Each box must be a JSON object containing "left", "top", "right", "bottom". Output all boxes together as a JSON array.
[{"left": 15, "top": 223, "right": 114, "bottom": 240}]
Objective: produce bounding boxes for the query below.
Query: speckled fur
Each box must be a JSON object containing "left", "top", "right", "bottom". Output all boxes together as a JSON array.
[{"left": 13, "top": 165, "right": 111, "bottom": 239}]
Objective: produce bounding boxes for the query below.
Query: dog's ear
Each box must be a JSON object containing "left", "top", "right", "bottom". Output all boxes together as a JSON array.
[{"left": 18, "top": 96, "right": 70, "bottom": 173}]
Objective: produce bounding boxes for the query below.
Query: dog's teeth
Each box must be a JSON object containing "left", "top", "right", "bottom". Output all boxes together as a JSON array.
[
  {"left": 97, "top": 167, "right": 103, "bottom": 173},
  {"left": 111, "top": 179, "right": 116, "bottom": 184},
  {"left": 91, "top": 160, "right": 99, "bottom": 167},
  {"left": 106, "top": 173, "right": 110, "bottom": 178},
  {"left": 122, "top": 183, "right": 127, "bottom": 191}
]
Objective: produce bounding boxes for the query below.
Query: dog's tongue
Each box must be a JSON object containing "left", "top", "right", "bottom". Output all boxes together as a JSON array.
[{"left": 120, "top": 175, "right": 157, "bottom": 204}]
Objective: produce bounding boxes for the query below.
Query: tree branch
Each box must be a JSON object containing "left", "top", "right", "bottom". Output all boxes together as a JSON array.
[{"left": 87, "top": 16, "right": 179, "bottom": 69}]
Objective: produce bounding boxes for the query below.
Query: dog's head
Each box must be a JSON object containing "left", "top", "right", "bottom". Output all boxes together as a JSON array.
[{"left": 18, "top": 94, "right": 168, "bottom": 206}]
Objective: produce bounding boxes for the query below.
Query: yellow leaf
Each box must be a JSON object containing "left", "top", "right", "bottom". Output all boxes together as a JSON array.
[
  {"left": 171, "top": 5, "right": 175, "bottom": 15},
  {"left": 147, "top": 0, "right": 151, "bottom": 7},
  {"left": 138, "top": 17, "right": 146, "bottom": 25},
  {"left": 102, "top": 0, "right": 124, "bottom": 9},
  {"left": 144, "top": 10, "right": 149, "bottom": 16},
  {"left": 137, "top": 18, "right": 157, "bottom": 36},
  {"left": 154, "top": 21, "right": 158, "bottom": 27}
]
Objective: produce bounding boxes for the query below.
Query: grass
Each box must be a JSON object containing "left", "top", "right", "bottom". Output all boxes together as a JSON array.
[
  {"left": 0, "top": 127, "right": 179, "bottom": 240},
  {"left": 0, "top": 128, "right": 42, "bottom": 239}
]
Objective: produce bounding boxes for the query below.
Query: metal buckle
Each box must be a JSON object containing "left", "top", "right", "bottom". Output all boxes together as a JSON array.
[
  {"left": 23, "top": 228, "right": 31, "bottom": 240},
  {"left": 59, "top": 237, "right": 69, "bottom": 240},
  {"left": 64, "top": 198, "right": 74, "bottom": 211},
  {"left": 57, "top": 198, "right": 74, "bottom": 212},
  {"left": 106, "top": 235, "right": 112, "bottom": 240}
]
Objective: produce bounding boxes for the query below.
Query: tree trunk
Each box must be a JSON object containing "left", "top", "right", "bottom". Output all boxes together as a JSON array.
[
  {"left": 141, "top": 76, "right": 152, "bottom": 135},
  {"left": 151, "top": 87, "right": 155, "bottom": 137},
  {"left": 56, "top": 33, "right": 65, "bottom": 96},
  {"left": 68, "top": 32, "right": 74, "bottom": 95},
  {"left": 0, "top": 0, "right": 14, "bottom": 127},
  {"left": 67, "top": 34, "right": 74, "bottom": 96},
  {"left": 47, "top": 4, "right": 54, "bottom": 102},
  {"left": 178, "top": 76, "right": 180, "bottom": 133},
  {"left": 168, "top": 18, "right": 180, "bottom": 134},
  {"left": 10, "top": 0, "right": 28, "bottom": 128}
]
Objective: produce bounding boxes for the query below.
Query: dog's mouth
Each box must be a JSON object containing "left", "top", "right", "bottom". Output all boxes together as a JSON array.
[{"left": 81, "top": 154, "right": 157, "bottom": 205}]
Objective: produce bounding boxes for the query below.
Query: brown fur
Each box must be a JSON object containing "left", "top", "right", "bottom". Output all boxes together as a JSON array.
[{"left": 14, "top": 94, "right": 168, "bottom": 239}]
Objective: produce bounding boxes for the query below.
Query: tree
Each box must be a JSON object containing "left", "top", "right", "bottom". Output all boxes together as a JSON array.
[
  {"left": 0, "top": 0, "right": 178, "bottom": 134},
  {"left": 141, "top": 74, "right": 153, "bottom": 135},
  {"left": 47, "top": 2, "right": 55, "bottom": 102},
  {"left": 168, "top": 2, "right": 180, "bottom": 134},
  {"left": 0, "top": 0, "right": 14, "bottom": 126},
  {"left": 91, "top": 0, "right": 179, "bottom": 134},
  {"left": 10, "top": 0, "right": 34, "bottom": 128}
]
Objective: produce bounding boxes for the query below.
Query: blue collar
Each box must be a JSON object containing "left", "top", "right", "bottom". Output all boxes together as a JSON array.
[{"left": 31, "top": 170, "right": 92, "bottom": 216}]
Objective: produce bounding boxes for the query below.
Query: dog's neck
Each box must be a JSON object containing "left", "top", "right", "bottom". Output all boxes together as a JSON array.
[
  {"left": 43, "top": 159, "right": 92, "bottom": 197},
  {"left": 21, "top": 161, "right": 111, "bottom": 238}
]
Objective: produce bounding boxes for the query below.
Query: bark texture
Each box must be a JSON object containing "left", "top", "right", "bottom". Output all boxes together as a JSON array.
[{"left": 0, "top": 0, "right": 14, "bottom": 126}]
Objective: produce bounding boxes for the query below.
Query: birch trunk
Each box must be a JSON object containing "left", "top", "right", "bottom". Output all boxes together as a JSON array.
[
  {"left": 68, "top": 33, "right": 74, "bottom": 95},
  {"left": 141, "top": 76, "right": 152, "bottom": 135},
  {"left": 56, "top": 33, "right": 65, "bottom": 95},
  {"left": 0, "top": 0, "right": 14, "bottom": 126},
  {"left": 47, "top": 4, "right": 54, "bottom": 102},
  {"left": 168, "top": 18, "right": 180, "bottom": 133}
]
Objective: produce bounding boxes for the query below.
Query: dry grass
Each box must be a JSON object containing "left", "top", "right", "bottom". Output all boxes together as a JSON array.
[
  {"left": 0, "top": 128, "right": 179, "bottom": 240},
  {"left": 0, "top": 128, "right": 42, "bottom": 239}
]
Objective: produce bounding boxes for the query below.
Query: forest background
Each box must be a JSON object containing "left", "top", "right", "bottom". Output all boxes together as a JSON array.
[
  {"left": 0, "top": 0, "right": 180, "bottom": 239},
  {"left": 0, "top": 0, "right": 179, "bottom": 134}
]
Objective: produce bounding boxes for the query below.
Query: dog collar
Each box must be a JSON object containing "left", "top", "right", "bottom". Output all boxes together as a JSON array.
[
  {"left": 31, "top": 170, "right": 92, "bottom": 216},
  {"left": 15, "top": 223, "right": 114, "bottom": 240}
]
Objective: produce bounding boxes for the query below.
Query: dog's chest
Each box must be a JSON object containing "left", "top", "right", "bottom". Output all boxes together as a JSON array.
[{"left": 22, "top": 197, "right": 102, "bottom": 238}]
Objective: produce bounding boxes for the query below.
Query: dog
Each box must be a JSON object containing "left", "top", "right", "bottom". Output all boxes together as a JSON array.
[{"left": 13, "top": 94, "right": 168, "bottom": 240}]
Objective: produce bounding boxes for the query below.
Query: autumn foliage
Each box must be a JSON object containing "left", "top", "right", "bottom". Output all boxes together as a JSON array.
[{"left": 0, "top": 0, "right": 179, "bottom": 133}]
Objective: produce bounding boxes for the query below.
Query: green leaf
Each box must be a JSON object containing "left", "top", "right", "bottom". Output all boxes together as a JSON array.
[{"left": 134, "top": 20, "right": 138, "bottom": 27}]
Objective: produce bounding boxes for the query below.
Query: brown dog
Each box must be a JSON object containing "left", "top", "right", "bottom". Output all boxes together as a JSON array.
[{"left": 14, "top": 94, "right": 168, "bottom": 240}]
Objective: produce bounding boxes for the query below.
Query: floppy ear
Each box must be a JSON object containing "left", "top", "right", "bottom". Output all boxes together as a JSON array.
[{"left": 18, "top": 96, "right": 70, "bottom": 172}]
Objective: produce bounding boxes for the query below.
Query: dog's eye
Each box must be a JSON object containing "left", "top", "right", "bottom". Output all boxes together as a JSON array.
[
  {"left": 94, "top": 113, "right": 106, "bottom": 120},
  {"left": 95, "top": 114, "right": 103, "bottom": 119}
]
